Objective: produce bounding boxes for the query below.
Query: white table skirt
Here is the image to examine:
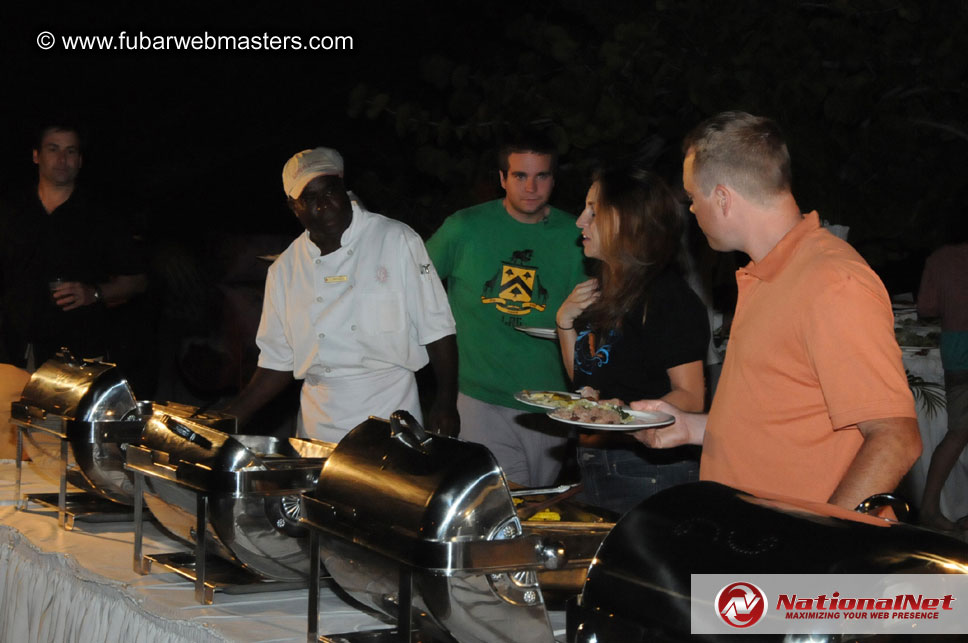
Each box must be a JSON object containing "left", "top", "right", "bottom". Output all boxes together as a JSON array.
[
  {"left": 0, "top": 526, "right": 223, "bottom": 643},
  {"left": 902, "top": 348, "right": 967, "bottom": 520},
  {"left": 0, "top": 461, "right": 393, "bottom": 643}
]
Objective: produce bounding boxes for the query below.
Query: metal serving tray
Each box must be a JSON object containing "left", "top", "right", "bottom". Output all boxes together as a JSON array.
[
  {"left": 302, "top": 411, "right": 614, "bottom": 643},
  {"left": 127, "top": 409, "right": 331, "bottom": 604}
]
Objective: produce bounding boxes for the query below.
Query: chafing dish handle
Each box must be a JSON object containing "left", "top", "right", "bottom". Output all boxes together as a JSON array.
[
  {"left": 54, "top": 346, "right": 82, "bottom": 366},
  {"left": 389, "top": 410, "right": 430, "bottom": 445},
  {"left": 12, "top": 401, "right": 47, "bottom": 421},
  {"left": 161, "top": 414, "right": 213, "bottom": 450}
]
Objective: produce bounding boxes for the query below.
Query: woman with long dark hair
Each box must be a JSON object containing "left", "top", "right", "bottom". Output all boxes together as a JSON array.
[{"left": 556, "top": 166, "right": 709, "bottom": 514}]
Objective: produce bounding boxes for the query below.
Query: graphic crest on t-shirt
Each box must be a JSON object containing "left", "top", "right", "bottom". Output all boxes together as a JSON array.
[{"left": 481, "top": 249, "right": 548, "bottom": 316}]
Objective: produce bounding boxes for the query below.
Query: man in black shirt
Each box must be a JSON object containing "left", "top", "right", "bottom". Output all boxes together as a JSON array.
[{"left": 0, "top": 123, "right": 147, "bottom": 368}]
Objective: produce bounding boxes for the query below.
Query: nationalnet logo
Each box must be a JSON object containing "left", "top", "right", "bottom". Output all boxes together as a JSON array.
[
  {"left": 695, "top": 574, "right": 968, "bottom": 635},
  {"left": 716, "top": 582, "right": 768, "bottom": 628},
  {"left": 776, "top": 591, "right": 955, "bottom": 621}
]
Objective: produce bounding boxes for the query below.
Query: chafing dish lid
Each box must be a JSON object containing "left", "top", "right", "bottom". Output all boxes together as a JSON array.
[
  {"left": 312, "top": 412, "right": 517, "bottom": 553},
  {"left": 14, "top": 349, "right": 137, "bottom": 423},
  {"left": 142, "top": 411, "right": 260, "bottom": 471}
]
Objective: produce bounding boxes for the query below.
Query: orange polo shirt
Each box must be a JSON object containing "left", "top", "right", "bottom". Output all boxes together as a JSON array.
[{"left": 700, "top": 212, "right": 917, "bottom": 502}]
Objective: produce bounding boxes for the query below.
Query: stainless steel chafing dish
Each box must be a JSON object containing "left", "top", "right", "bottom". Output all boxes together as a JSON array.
[
  {"left": 301, "top": 411, "right": 614, "bottom": 643},
  {"left": 571, "top": 481, "right": 968, "bottom": 642},
  {"left": 10, "top": 350, "right": 147, "bottom": 528},
  {"left": 126, "top": 410, "right": 333, "bottom": 604}
]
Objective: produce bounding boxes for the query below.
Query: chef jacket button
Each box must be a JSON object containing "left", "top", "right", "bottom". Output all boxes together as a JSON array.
[
  {"left": 325, "top": 367, "right": 332, "bottom": 373},
  {"left": 347, "top": 249, "right": 354, "bottom": 256},
  {"left": 351, "top": 324, "right": 357, "bottom": 331},
  {"left": 318, "top": 332, "right": 325, "bottom": 339},
  {"left": 315, "top": 259, "right": 321, "bottom": 265},
  {"left": 316, "top": 296, "right": 323, "bottom": 302}
]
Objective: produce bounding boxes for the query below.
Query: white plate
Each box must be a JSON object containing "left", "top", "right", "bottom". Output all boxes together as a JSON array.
[
  {"left": 515, "top": 326, "right": 558, "bottom": 340},
  {"left": 547, "top": 407, "right": 675, "bottom": 431},
  {"left": 514, "top": 390, "right": 580, "bottom": 410}
]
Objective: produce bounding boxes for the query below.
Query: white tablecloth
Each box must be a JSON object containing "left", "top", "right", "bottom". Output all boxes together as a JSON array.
[
  {"left": 0, "top": 461, "right": 391, "bottom": 642},
  {"left": 902, "top": 348, "right": 968, "bottom": 520}
]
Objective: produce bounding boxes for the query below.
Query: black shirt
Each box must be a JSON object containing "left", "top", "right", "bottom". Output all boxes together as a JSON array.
[
  {"left": 0, "top": 187, "right": 143, "bottom": 365},
  {"left": 573, "top": 269, "right": 710, "bottom": 403}
]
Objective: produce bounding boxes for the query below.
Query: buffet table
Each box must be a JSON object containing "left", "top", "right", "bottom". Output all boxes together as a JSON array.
[
  {"left": 0, "top": 461, "right": 570, "bottom": 643},
  {"left": 0, "top": 462, "right": 379, "bottom": 642}
]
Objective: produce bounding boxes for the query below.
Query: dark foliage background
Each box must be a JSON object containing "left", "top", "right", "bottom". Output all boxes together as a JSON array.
[
  {"left": 2, "top": 0, "right": 966, "bottom": 290},
  {"left": 345, "top": 1, "right": 968, "bottom": 291}
]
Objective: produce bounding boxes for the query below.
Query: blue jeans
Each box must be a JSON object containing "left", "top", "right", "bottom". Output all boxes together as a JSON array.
[{"left": 576, "top": 444, "right": 700, "bottom": 515}]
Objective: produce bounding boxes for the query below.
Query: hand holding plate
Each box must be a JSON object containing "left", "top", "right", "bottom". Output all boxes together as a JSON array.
[{"left": 630, "top": 399, "right": 693, "bottom": 447}]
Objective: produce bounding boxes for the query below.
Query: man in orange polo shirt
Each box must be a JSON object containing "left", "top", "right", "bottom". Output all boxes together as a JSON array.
[{"left": 632, "top": 111, "right": 921, "bottom": 511}]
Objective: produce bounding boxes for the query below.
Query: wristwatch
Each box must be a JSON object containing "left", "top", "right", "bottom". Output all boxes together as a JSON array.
[{"left": 92, "top": 285, "right": 103, "bottom": 304}]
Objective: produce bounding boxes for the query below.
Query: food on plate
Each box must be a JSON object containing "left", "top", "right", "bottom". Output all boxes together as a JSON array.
[
  {"left": 550, "top": 399, "right": 633, "bottom": 425},
  {"left": 529, "top": 509, "right": 562, "bottom": 521},
  {"left": 519, "top": 390, "right": 578, "bottom": 408},
  {"left": 518, "top": 390, "right": 638, "bottom": 425},
  {"left": 575, "top": 385, "right": 600, "bottom": 401}
]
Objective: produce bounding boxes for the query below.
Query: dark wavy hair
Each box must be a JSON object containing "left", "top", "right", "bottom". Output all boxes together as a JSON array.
[
  {"left": 576, "top": 166, "right": 685, "bottom": 333},
  {"left": 496, "top": 130, "right": 558, "bottom": 175}
]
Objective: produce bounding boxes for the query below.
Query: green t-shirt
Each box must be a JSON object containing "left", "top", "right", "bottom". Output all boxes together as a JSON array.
[{"left": 427, "top": 199, "right": 588, "bottom": 410}]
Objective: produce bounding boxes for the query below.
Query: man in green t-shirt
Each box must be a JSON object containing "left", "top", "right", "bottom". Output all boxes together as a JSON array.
[{"left": 426, "top": 133, "right": 586, "bottom": 486}]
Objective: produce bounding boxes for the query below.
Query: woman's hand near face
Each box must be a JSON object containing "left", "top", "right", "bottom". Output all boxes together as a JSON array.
[
  {"left": 557, "top": 279, "right": 599, "bottom": 329},
  {"left": 556, "top": 278, "right": 600, "bottom": 380}
]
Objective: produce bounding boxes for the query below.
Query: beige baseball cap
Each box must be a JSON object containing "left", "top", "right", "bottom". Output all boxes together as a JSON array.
[{"left": 282, "top": 147, "right": 344, "bottom": 199}]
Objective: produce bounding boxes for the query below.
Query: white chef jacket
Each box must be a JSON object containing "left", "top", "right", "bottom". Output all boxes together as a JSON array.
[{"left": 256, "top": 204, "right": 455, "bottom": 442}]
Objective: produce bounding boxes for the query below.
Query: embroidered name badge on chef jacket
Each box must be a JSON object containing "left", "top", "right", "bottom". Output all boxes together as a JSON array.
[{"left": 324, "top": 275, "right": 348, "bottom": 283}]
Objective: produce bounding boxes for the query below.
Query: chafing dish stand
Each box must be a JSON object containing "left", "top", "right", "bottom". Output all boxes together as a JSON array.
[
  {"left": 15, "top": 422, "right": 141, "bottom": 529},
  {"left": 127, "top": 410, "right": 330, "bottom": 605},
  {"left": 128, "top": 462, "right": 309, "bottom": 604},
  {"left": 11, "top": 350, "right": 146, "bottom": 530},
  {"left": 302, "top": 411, "right": 598, "bottom": 643}
]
